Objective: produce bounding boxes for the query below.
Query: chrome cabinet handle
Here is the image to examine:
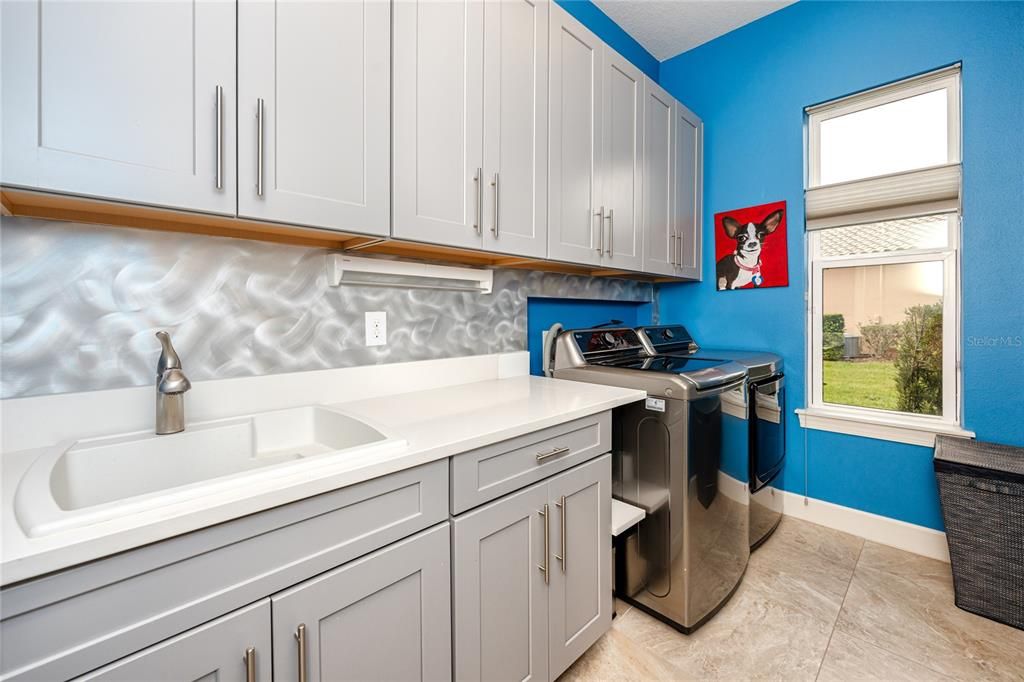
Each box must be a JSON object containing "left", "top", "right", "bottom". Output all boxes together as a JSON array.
[
  {"left": 669, "top": 232, "right": 677, "bottom": 266},
  {"left": 605, "top": 209, "right": 614, "bottom": 255},
  {"left": 538, "top": 504, "right": 550, "bottom": 585},
  {"left": 490, "top": 172, "right": 500, "bottom": 237},
  {"left": 677, "top": 229, "right": 683, "bottom": 269},
  {"left": 256, "top": 98, "right": 265, "bottom": 198},
  {"left": 215, "top": 86, "right": 223, "bottom": 190},
  {"left": 474, "top": 168, "right": 482, "bottom": 234},
  {"left": 595, "top": 206, "right": 605, "bottom": 253},
  {"left": 536, "top": 446, "right": 569, "bottom": 462},
  {"left": 554, "top": 495, "right": 566, "bottom": 572},
  {"left": 244, "top": 647, "right": 255, "bottom": 682},
  {"left": 295, "top": 624, "right": 307, "bottom": 682}
]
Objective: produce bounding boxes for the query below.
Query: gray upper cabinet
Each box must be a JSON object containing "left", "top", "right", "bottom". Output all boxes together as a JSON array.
[
  {"left": 77, "top": 600, "right": 271, "bottom": 682},
  {"left": 546, "top": 457, "right": 612, "bottom": 679},
  {"left": 393, "top": 0, "right": 484, "bottom": 250},
  {"left": 547, "top": 4, "right": 604, "bottom": 267},
  {"left": 272, "top": 523, "right": 453, "bottom": 682},
  {"left": 237, "top": 0, "right": 390, "bottom": 235},
  {"left": 394, "top": 0, "right": 548, "bottom": 258},
  {"left": 481, "top": 0, "right": 550, "bottom": 258},
  {"left": 548, "top": 5, "right": 651, "bottom": 273},
  {"left": 453, "top": 482, "right": 550, "bottom": 682},
  {"left": 2, "top": 1, "right": 701, "bottom": 276},
  {"left": 1, "top": 0, "right": 236, "bottom": 215},
  {"left": 673, "top": 101, "right": 704, "bottom": 280},
  {"left": 642, "top": 78, "right": 677, "bottom": 277},
  {"left": 453, "top": 454, "right": 612, "bottom": 682},
  {"left": 599, "top": 49, "right": 644, "bottom": 272}
]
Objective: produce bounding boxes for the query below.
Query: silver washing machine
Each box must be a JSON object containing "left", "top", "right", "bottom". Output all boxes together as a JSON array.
[
  {"left": 550, "top": 326, "right": 750, "bottom": 633},
  {"left": 637, "top": 325, "right": 785, "bottom": 550}
]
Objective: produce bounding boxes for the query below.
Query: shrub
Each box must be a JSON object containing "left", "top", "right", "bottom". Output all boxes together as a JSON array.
[
  {"left": 823, "top": 313, "right": 845, "bottom": 361},
  {"left": 894, "top": 303, "right": 943, "bottom": 415},
  {"left": 859, "top": 317, "right": 900, "bottom": 360}
]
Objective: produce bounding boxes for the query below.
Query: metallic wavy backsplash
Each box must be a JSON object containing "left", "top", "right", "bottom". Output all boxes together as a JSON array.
[{"left": 1, "top": 217, "right": 654, "bottom": 399}]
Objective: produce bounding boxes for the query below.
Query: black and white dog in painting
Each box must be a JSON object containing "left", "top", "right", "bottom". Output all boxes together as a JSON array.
[{"left": 715, "top": 209, "right": 783, "bottom": 290}]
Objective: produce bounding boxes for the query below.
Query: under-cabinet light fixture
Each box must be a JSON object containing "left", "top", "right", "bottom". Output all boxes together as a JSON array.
[{"left": 327, "top": 254, "right": 493, "bottom": 294}]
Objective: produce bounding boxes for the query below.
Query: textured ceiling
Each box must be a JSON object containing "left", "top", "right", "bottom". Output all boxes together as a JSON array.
[{"left": 592, "top": 0, "right": 796, "bottom": 61}]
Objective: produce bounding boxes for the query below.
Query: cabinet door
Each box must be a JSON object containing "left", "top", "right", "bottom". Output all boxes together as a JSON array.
[
  {"left": 673, "top": 101, "right": 704, "bottom": 280},
  {"left": 238, "top": 0, "right": 389, "bottom": 235},
  {"left": 453, "top": 481, "right": 549, "bottom": 682},
  {"left": 642, "top": 78, "right": 677, "bottom": 277},
  {"left": 547, "top": 454, "right": 612, "bottom": 679},
  {"left": 393, "top": 0, "right": 484, "bottom": 249},
  {"left": 271, "top": 524, "right": 452, "bottom": 682},
  {"left": 600, "top": 49, "right": 644, "bottom": 272},
  {"left": 482, "top": 0, "right": 549, "bottom": 258},
  {"left": 547, "top": 4, "right": 603, "bottom": 267},
  {"left": 1, "top": 0, "right": 236, "bottom": 215},
  {"left": 78, "top": 601, "right": 270, "bottom": 682}
]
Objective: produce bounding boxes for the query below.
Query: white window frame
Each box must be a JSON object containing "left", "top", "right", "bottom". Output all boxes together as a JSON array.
[
  {"left": 798, "top": 66, "right": 974, "bottom": 447},
  {"left": 807, "top": 67, "right": 962, "bottom": 188}
]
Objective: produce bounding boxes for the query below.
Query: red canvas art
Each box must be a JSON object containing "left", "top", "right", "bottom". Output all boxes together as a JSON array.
[{"left": 713, "top": 200, "right": 789, "bottom": 291}]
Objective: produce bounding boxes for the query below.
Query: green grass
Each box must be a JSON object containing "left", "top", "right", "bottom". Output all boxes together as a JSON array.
[{"left": 823, "top": 360, "right": 898, "bottom": 411}]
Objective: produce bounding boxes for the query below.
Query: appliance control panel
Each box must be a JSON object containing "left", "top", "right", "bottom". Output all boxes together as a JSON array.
[
  {"left": 640, "top": 325, "right": 698, "bottom": 352},
  {"left": 573, "top": 328, "right": 644, "bottom": 356}
]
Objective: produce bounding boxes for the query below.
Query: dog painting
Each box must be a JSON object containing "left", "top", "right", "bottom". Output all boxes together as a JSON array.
[{"left": 714, "top": 201, "right": 789, "bottom": 291}]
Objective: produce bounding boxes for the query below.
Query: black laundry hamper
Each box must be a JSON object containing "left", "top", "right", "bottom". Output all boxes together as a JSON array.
[{"left": 934, "top": 435, "right": 1024, "bottom": 630}]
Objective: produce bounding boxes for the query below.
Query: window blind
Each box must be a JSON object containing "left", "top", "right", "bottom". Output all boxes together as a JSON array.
[{"left": 804, "top": 163, "right": 961, "bottom": 231}]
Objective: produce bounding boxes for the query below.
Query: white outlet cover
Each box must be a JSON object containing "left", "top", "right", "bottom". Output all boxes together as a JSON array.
[{"left": 365, "top": 311, "right": 387, "bottom": 346}]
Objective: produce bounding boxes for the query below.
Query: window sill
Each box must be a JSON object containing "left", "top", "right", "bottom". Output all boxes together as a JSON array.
[{"left": 795, "top": 406, "right": 974, "bottom": 447}]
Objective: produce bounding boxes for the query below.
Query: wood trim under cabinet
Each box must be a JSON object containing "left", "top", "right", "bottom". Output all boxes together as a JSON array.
[{"left": 1, "top": 187, "right": 689, "bottom": 282}]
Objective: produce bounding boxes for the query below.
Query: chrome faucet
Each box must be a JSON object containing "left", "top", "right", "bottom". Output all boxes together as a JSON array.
[{"left": 155, "top": 331, "right": 191, "bottom": 435}]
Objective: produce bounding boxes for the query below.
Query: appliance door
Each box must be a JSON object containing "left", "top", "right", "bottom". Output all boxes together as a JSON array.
[
  {"left": 749, "top": 373, "right": 785, "bottom": 493},
  {"left": 614, "top": 379, "right": 749, "bottom": 631}
]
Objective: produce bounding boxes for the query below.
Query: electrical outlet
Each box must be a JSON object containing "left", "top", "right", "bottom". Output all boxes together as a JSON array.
[{"left": 365, "top": 311, "right": 387, "bottom": 346}]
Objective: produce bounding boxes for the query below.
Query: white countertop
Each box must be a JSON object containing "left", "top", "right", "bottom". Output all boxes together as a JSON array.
[{"left": 1, "top": 373, "right": 643, "bottom": 585}]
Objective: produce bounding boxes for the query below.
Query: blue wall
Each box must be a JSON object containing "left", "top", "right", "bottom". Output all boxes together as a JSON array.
[
  {"left": 657, "top": 1, "right": 1024, "bottom": 530},
  {"left": 527, "top": 298, "right": 654, "bottom": 376},
  {"left": 554, "top": 0, "right": 659, "bottom": 80}
]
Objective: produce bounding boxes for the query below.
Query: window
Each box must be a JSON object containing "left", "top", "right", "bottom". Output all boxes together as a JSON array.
[{"left": 800, "top": 66, "right": 972, "bottom": 446}]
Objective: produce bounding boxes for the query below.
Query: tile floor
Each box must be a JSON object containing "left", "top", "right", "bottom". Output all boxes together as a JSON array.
[{"left": 560, "top": 517, "right": 1024, "bottom": 681}]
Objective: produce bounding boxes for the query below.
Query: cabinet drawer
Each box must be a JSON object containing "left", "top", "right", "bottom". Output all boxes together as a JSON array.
[
  {"left": 450, "top": 412, "right": 610, "bottom": 514},
  {"left": 0, "top": 461, "right": 447, "bottom": 682}
]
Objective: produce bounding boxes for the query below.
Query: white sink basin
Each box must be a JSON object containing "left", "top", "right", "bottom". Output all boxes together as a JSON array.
[{"left": 15, "top": 406, "right": 406, "bottom": 538}]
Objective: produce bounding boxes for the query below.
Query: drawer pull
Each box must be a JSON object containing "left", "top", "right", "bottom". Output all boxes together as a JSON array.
[
  {"left": 244, "top": 647, "right": 255, "bottom": 682},
  {"left": 256, "top": 98, "right": 265, "bottom": 198},
  {"left": 473, "top": 168, "right": 482, "bottom": 234},
  {"left": 536, "top": 446, "right": 570, "bottom": 462},
  {"left": 539, "top": 504, "right": 550, "bottom": 585},
  {"left": 215, "top": 85, "right": 223, "bottom": 190},
  {"left": 295, "top": 623, "right": 307, "bottom": 682},
  {"left": 491, "top": 172, "right": 500, "bottom": 237},
  {"left": 554, "top": 495, "right": 566, "bottom": 572}
]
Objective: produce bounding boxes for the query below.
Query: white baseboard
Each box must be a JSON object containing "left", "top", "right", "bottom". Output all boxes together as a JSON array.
[{"left": 779, "top": 490, "right": 950, "bottom": 563}]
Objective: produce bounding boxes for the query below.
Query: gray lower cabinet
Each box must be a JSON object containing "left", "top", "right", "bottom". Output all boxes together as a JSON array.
[
  {"left": 77, "top": 600, "right": 271, "bottom": 682},
  {"left": 4, "top": 422, "right": 613, "bottom": 682},
  {"left": 453, "top": 479, "right": 550, "bottom": 682},
  {"left": 272, "top": 523, "right": 453, "bottom": 682},
  {"left": 547, "top": 457, "right": 612, "bottom": 679},
  {"left": 453, "top": 454, "right": 612, "bottom": 682}
]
